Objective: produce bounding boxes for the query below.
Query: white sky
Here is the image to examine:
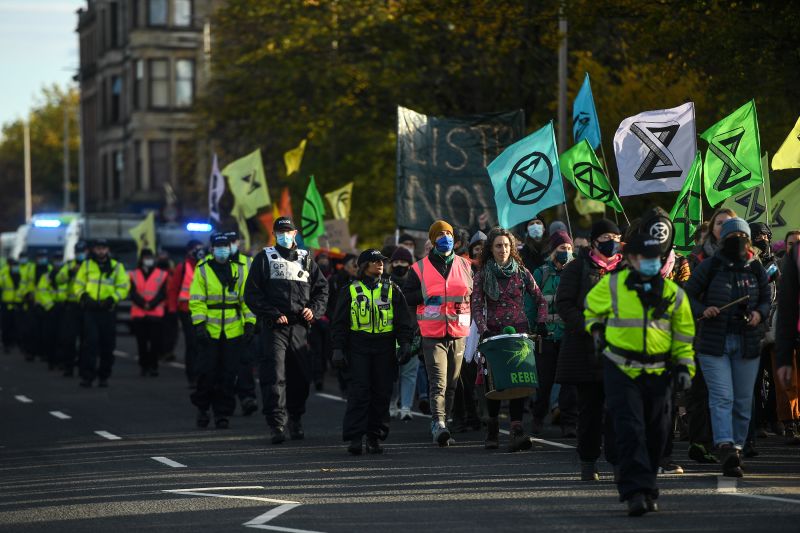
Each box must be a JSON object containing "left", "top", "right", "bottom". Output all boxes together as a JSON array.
[{"left": 0, "top": 0, "right": 85, "bottom": 128}]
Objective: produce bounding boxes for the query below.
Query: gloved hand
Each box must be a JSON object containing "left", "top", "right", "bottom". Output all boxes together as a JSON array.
[
  {"left": 536, "top": 322, "right": 549, "bottom": 337},
  {"left": 194, "top": 324, "right": 210, "bottom": 342},
  {"left": 397, "top": 343, "right": 412, "bottom": 365},
  {"left": 675, "top": 366, "right": 692, "bottom": 391},
  {"left": 243, "top": 322, "right": 256, "bottom": 343},
  {"left": 331, "top": 349, "right": 348, "bottom": 369},
  {"left": 591, "top": 325, "right": 606, "bottom": 360}
]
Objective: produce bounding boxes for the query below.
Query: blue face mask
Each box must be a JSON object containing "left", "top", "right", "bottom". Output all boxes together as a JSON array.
[
  {"left": 435, "top": 235, "right": 454, "bottom": 253},
  {"left": 37, "top": 258, "right": 48, "bottom": 266},
  {"left": 213, "top": 247, "right": 231, "bottom": 261},
  {"left": 555, "top": 251, "right": 573, "bottom": 265},
  {"left": 76, "top": 253, "right": 86, "bottom": 262},
  {"left": 276, "top": 233, "right": 294, "bottom": 248},
  {"left": 527, "top": 223, "right": 544, "bottom": 239},
  {"left": 230, "top": 243, "right": 239, "bottom": 255},
  {"left": 637, "top": 257, "right": 662, "bottom": 277}
]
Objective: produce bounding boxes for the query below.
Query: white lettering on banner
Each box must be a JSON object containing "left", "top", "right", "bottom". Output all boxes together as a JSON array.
[{"left": 445, "top": 127, "right": 469, "bottom": 171}]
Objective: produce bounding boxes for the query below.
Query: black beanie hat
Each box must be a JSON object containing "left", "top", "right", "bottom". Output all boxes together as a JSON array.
[{"left": 591, "top": 219, "right": 621, "bottom": 242}]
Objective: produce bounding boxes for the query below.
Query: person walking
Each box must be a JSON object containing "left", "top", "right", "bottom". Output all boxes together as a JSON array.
[
  {"left": 0, "top": 258, "right": 24, "bottom": 354},
  {"left": 584, "top": 233, "right": 695, "bottom": 516},
  {"left": 776, "top": 229, "right": 800, "bottom": 442},
  {"left": 684, "top": 218, "right": 770, "bottom": 477},
  {"left": 388, "top": 246, "right": 419, "bottom": 421},
  {"left": 129, "top": 248, "right": 169, "bottom": 377},
  {"left": 55, "top": 242, "right": 88, "bottom": 376}
]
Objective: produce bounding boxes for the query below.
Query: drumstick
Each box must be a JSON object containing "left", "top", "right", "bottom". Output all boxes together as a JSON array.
[{"left": 697, "top": 295, "right": 750, "bottom": 321}]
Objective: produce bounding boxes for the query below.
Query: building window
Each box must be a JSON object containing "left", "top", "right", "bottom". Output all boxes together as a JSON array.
[
  {"left": 150, "top": 141, "right": 171, "bottom": 189},
  {"left": 174, "top": 0, "right": 192, "bottom": 27},
  {"left": 175, "top": 59, "right": 194, "bottom": 108},
  {"left": 109, "top": 2, "right": 119, "bottom": 48},
  {"left": 133, "top": 60, "right": 144, "bottom": 110},
  {"left": 102, "top": 153, "right": 110, "bottom": 200},
  {"left": 149, "top": 59, "right": 169, "bottom": 108},
  {"left": 111, "top": 75, "right": 122, "bottom": 122},
  {"left": 134, "top": 141, "right": 144, "bottom": 191},
  {"left": 130, "top": 0, "right": 139, "bottom": 28},
  {"left": 148, "top": 0, "right": 168, "bottom": 26},
  {"left": 113, "top": 151, "right": 124, "bottom": 199}
]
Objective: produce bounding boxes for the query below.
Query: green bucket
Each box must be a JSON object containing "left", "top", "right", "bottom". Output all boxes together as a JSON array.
[{"left": 479, "top": 333, "right": 538, "bottom": 400}]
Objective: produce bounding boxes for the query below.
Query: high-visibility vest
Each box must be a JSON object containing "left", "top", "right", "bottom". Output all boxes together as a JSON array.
[
  {"left": 0, "top": 265, "right": 23, "bottom": 306},
  {"left": 33, "top": 267, "right": 55, "bottom": 311},
  {"left": 178, "top": 261, "right": 194, "bottom": 303},
  {"left": 188, "top": 258, "right": 256, "bottom": 340},
  {"left": 349, "top": 280, "right": 394, "bottom": 334},
  {"left": 130, "top": 268, "right": 168, "bottom": 319},
  {"left": 411, "top": 255, "right": 473, "bottom": 338},
  {"left": 73, "top": 258, "right": 130, "bottom": 303},
  {"left": 584, "top": 268, "right": 696, "bottom": 379},
  {"left": 55, "top": 260, "right": 83, "bottom": 303},
  {"left": 18, "top": 262, "right": 36, "bottom": 300}
]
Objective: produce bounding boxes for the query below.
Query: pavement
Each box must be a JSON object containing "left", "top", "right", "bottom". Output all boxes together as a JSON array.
[{"left": 1, "top": 335, "right": 800, "bottom": 532}]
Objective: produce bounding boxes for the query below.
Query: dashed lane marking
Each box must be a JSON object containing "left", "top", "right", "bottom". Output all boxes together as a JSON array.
[
  {"left": 151, "top": 456, "right": 187, "bottom": 468},
  {"left": 113, "top": 350, "right": 130, "bottom": 358},
  {"left": 716, "top": 476, "right": 738, "bottom": 493},
  {"left": 94, "top": 430, "right": 122, "bottom": 440},
  {"left": 14, "top": 395, "right": 33, "bottom": 403},
  {"left": 168, "top": 362, "right": 186, "bottom": 369},
  {"left": 315, "top": 393, "right": 345, "bottom": 403},
  {"left": 49, "top": 411, "right": 71, "bottom": 420},
  {"left": 716, "top": 475, "right": 800, "bottom": 505}
]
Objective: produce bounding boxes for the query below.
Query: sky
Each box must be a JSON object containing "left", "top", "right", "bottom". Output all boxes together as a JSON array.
[{"left": 0, "top": 0, "right": 85, "bottom": 128}]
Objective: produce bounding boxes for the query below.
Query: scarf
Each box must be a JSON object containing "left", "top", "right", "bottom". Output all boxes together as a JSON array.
[
  {"left": 659, "top": 249, "right": 676, "bottom": 278},
  {"left": 589, "top": 249, "right": 622, "bottom": 274},
  {"left": 432, "top": 249, "right": 455, "bottom": 265},
  {"left": 702, "top": 237, "right": 718, "bottom": 260},
  {"left": 484, "top": 258, "right": 519, "bottom": 301}
]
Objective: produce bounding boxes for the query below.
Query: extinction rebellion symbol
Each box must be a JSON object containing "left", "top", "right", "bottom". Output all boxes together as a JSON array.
[
  {"left": 630, "top": 122, "right": 682, "bottom": 181},
  {"left": 505, "top": 152, "right": 553, "bottom": 205},
  {"left": 573, "top": 162, "right": 611, "bottom": 202},
  {"left": 710, "top": 127, "right": 750, "bottom": 192}
]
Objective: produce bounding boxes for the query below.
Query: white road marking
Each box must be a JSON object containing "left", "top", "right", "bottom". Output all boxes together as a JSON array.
[
  {"left": 716, "top": 475, "right": 800, "bottom": 504},
  {"left": 94, "top": 430, "right": 122, "bottom": 440},
  {"left": 716, "top": 476, "right": 738, "bottom": 493},
  {"left": 14, "top": 395, "right": 33, "bottom": 403},
  {"left": 315, "top": 393, "right": 345, "bottom": 402},
  {"left": 49, "top": 411, "right": 71, "bottom": 420},
  {"left": 728, "top": 493, "right": 800, "bottom": 505},
  {"left": 151, "top": 456, "right": 187, "bottom": 468},
  {"left": 113, "top": 350, "right": 130, "bottom": 358},
  {"left": 168, "top": 362, "right": 186, "bottom": 369}
]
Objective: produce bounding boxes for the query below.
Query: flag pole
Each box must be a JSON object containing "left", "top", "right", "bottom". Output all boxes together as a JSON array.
[
  {"left": 762, "top": 152, "right": 772, "bottom": 228},
  {"left": 599, "top": 143, "right": 630, "bottom": 226},
  {"left": 562, "top": 198, "right": 574, "bottom": 238}
]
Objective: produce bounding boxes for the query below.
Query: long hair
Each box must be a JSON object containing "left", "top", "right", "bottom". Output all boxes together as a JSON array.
[
  {"left": 703, "top": 207, "right": 737, "bottom": 246},
  {"left": 479, "top": 227, "right": 524, "bottom": 269}
]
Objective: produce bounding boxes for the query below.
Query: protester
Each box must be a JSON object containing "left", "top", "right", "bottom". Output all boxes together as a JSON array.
[
  {"left": 520, "top": 214, "right": 548, "bottom": 273},
  {"left": 776, "top": 231, "right": 800, "bottom": 443},
  {"left": 689, "top": 208, "right": 735, "bottom": 269},
  {"left": 129, "top": 248, "right": 168, "bottom": 377},
  {"left": 388, "top": 246, "right": 418, "bottom": 421}
]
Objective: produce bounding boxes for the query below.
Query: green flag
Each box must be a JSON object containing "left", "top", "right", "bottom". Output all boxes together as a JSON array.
[
  {"left": 701, "top": 100, "right": 763, "bottom": 207},
  {"left": 721, "top": 153, "right": 771, "bottom": 224},
  {"left": 559, "top": 139, "right": 623, "bottom": 213},
  {"left": 301, "top": 175, "right": 326, "bottom": 248},
  {"left": 669, "top": 151, "right": 703, "bottom": 253},
  {"left": 769, "top": 176, "right": 800, "bottom": 235},
  {"left": 222, "top": 149, "right": 272, "bottom": 218}
]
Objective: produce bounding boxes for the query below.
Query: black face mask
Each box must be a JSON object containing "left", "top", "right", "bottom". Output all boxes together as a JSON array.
[
  {"left": 392, "top": 266, "right": 409, "bottom": 278},
  {"left": 753, "top": 239, "right": 770, "bottom": 256},
  {"left": 596, "top": 240, "right": 618, "bottom": 258},
  {"left": 722, "top": 237, "right": 747, "bottom": 261}
]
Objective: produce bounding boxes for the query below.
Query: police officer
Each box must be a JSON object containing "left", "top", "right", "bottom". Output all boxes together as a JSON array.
[
  {"left": 74, "top": 239, "right": 130, "bottom": 388},
  {"left": 189, "top": 233, "right": 256, "bottom": 429},
  {"left": 330, "top": 249, "right": 414, "bottom": 455},
  {"left": 55, "top": 241, "right": 88, "bottom": 376},
  {"left": 0, "top": 257, "right": 24, "bottom": 353},
  {"left": 31, "top": 250, "right": 56, "bottom": 366},
  {"left": 244, "top": 217, "right": 329, "bottom": 444},
  {"left": 584, "top": 234, "right": 696, "bottom": 516},
  {"left": 226, "top": 229, "right": 258, "bottom": 416}
]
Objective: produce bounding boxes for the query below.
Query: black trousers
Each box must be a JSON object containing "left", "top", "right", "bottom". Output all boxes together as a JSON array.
[
  {"left": 533, "top": 339, "right": 578, "bottom": 426},
  {"left": 190, "top": 335, "right": 242, "bottom": 418},
  {"left": 19, "top": 307, "right": 36, "bottom": 357},
  {"left": 342, "top": 339, "right": 397, "bottom": 441},
  {"left": 309, "top": 319, "right": 331, "bottom": 386},
  {"left": 132, "top": 317, "right": 163, "bottom": 371},
  {"left": 576, "top": 381, "right": 617, "bottom": 463},
  {"left": 487, "top": 397, "right": 525, "bottom": 422},
  {"left": 259, "top": 324, "right": 311, "bottom": 428},
  {"left": 686, "top": 363, "right": 713, "bottom": 448},
  {"left": 1, "top": 303, "right": 17, "bottom": 349},
  {"left": 59, "top": 302, "right": 83, "bottom": 371},
  {"left": 162, "top": 312, "right": 180, "bottom": 357},
  {"left": 80, "top": 308, "right": 116, "bottom": 382},
  {"left": 453, "top": 362, "right": 479, "bottom": 423},
  {"left": 38, "top": 305, "right": 60, "bottom": 365},
  {"left": 236, "top": 335, "right": 257, "bottom": 401},
  {"left": 604, "top": 359, "right": 671, "bottom": 502},
  {"left": 178, "top": 311, "right": 199, "bottom": 383}
]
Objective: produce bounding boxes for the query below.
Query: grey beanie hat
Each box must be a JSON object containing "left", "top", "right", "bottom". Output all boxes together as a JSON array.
[
  {"left": 469, "top": 231, "right": 487, "bottom": 246},
  {"left": 720, "top": 217, "right": 751, "bottom": 240},
  {"left": 548, "top": 221, "right": 568, "bottom": 236}
]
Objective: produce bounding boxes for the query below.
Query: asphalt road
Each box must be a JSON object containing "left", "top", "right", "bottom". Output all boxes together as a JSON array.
[{"left": 1, "top": 335, "right": 799, "bottom": 532}]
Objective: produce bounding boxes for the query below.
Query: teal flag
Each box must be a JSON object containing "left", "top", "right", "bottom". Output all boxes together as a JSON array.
[
  {"left": 572, "top": 73, "right": 601, "bottom": 150},
  {"left": 487, "top": 122, "right": 565, "bottom": 229}
]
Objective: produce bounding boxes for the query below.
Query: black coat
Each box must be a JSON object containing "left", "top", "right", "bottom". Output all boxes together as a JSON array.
[
  {"left": 683, "top": 251, "right": 770, "bottom": 359},
  {"left": 554, "top": 248, "right": 625, "bottom": 384},
  {"left": 775, "top": 246, "right": 799, "bottom": 367},
  {"left": 520, "top": 239, "right": 546, "bottom": 274}
]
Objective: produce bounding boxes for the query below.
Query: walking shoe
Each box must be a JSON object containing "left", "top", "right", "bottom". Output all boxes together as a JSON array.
[
  {"left": 627, "top": 493, "right": 648, "bottom": 517},
  {"left": 288, "top": 419, "right": 305, "bottom": 440},
  {"left": 215, "top": 418, "right": 229, "bottom": 429},
  {"left": 742, "top": 441, "right": 759, "bottom": 457},
  {"left": 719, "top": 444, "right": 743, "bottom": 478},
  {"left": 447, "top": 436, "right": 456, "bottom": 446},
  {"left": 79, "top": 379, "right": 92, "bottom": 388},
  {"left": 347, "top": 437, "right": 363, "bottom": 455},
  {"left": 580, "top": 461, "right": 599, "bottom": 481},
  {"left": 560, "top": 425, "right": 577, "bottom": 438},
  {"left": 196, "top": 409, "right": 210, "bottom": 428},
  {"left": 784, "top": 423, "right": 800, "bottom": 445},
  {"left": 431, "top": 421, "right": 451, "bottom": 447},
  {"left": 531, "top": 418, "right": 544, "bottom": 437},
  {"left": 366, "top": 436, "right": 384, "bottom": 454},
  {"left": 688, "top": 443, "right": 719, "bottom": 464},
  {"left": 399, "top": 407, "right": 413, "bottom": 421},
  {"left": 645, "top": 495, "right": 659, "bottom": 512},
  {"left": 508, "top": 425, "right": 532, "bottom": 453},
  {"left": 98, "top": 379, "right": 108, "bottom": 388},
  {"left": 241, "top": 397, "right": 258, "bottom": 417},
  {"left": 270, "top": 426, "right": 286, "bottom": 444},
  {"left": 418, "top": 399, "right": 430, "bottom": 415},
  {"left": 485, "top": 418, "right": 500, "bottom": 450},
  {"left": 657, "top": 459, "right": 684, "bottom": 475}
]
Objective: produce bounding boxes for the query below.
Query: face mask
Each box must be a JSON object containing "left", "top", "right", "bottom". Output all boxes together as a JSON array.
[
  {"left": 637, "top": 257, "right": 662, "bottom": 277},
  {"left": 37, "top": 258, "right": 48, "bottom": 266},
  {"left": 435, "top": 235, "right": 454, "bottom": 253},
  {"left": 213, "top": 247, "right": 230, "bottom": 261},
  {"left": 527, "top": 224, "right": 544, "bottom": 239},
  {"left": 596, "top": 240, "right": 619, "bottom": 258},
  {"left": 192, "top": 248, "right": 206, "bottom": 261},
  {"left": 722, "top": 237, "right": 747, "bottom": 261},
  {"left": 753, "top": 239, "right": 769, "bottom": 255},
  {"left": 143, "top": 258, "right": 155, "bottom": 268},
  {"left": 76, "top": 253, "right": 86, "bottom": 262},
  {"left": 230, "top": 243, "right": 239, "bottom": 255},
  {"left": 277, "top": 233, "right": 294, "bottom": 248},
  {"left": 555, "top": 251, "right": 572, "bottom": 265},
  {"left": 392, "top": 265, "right": 409, "bottom": 277}
]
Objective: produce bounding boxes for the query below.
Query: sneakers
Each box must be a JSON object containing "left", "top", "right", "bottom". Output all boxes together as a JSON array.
[
  {"left": 347, "top": 437, "right": 363, "bottom": 455},
  {"left": 485, "top": 418, "right": 500, "bottom": 450},
  {"left": 657, "top": 459, "right": 684, "bottom": 475},
  {"left": 79, "top": 379, "right": 92, "bottom": 388},
  {"left": 366, "top": 436, "right": 383, "bottom": 454},
  {"left": 270, "top": 426, "right": 286, "bottom": 444},
  {"left": 508, "top": 425, "right": 532, "bottom": 453},
  {"left": 645, "top": 495, "right": 659, "bottom": 512},
  {"left": 719, "top": 444, "right": 744, "bottom": 478},
  {"left": 431, "top": 421, "right": 451, "bottom": 447},
  {"left": 196, "top": 409, "right": 210, "bottom": 428},
  {"left": 627, "top": 493, "right": 648, "bottom": 517},
  {"left": 581, "top": 461, "right": 599, "bottom": 481},
  {"left": 241, "top": 397, "right": 258, "bottom": 417},
  {"left": 389, "top": 405, "right": 399, "bottom": 419},
  {"left": 399, "top": 407, "right": 413, "bottom": 421},
  {"left": 688, "top": 443, "right": 719, "bottom": 464},
  {"left": 288, "top": 419, "right": 305, "bottom": 440}
]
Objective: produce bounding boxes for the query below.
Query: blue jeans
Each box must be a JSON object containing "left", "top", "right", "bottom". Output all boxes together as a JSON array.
[
  {"left": 416, "top": 360, "right": 429, "bottom": 401},
  {"left": 699, "top": 335, "right": 761, "bottom": 448},
  {"left": 391, "top": 357, "right": 419, "bottom": 409}
]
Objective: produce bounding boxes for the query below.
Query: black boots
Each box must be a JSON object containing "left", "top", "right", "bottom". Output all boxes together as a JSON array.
[
  {"left": 288, "top": 419, "right": 305, "bottom": 440},
  {"left": 508, "top": 424, "right": 532, "bottom": 453},
  {"left": 348, "top": 437, "right": 363, "bottom": 455},
  {"left": 270, "top": 426, "right": 286, "bottom": 444},
  {"left": 719, "top": 444, "right": 743, "bottom": 477},
  {"left": 485, "top": 418, "right": 500, "bottom": 449},
  {"left": 581, "top": 461, "right": 599, "bottom": 481}
]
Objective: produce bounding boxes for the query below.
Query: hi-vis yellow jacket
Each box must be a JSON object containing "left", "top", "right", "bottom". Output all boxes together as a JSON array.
[{"left": 584, "top": 269, "right": 696, "bottom": 379}]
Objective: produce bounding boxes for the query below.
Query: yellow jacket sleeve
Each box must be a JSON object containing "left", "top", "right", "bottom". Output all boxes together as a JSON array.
[
  {"left": 188, "top": 264, "right": 207, "bottom": 326},
  {"left": 670, "top": 287, "right": 697, "bottom": 377},
  {"left": 584, "top": 274, "right": 613, "bottom": 333},
  {"left": 112, "top": 262, "right": 130, "bottom": 302},
  {"left": 73, "top": 262, "right": 88, "bottom": 300}
]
